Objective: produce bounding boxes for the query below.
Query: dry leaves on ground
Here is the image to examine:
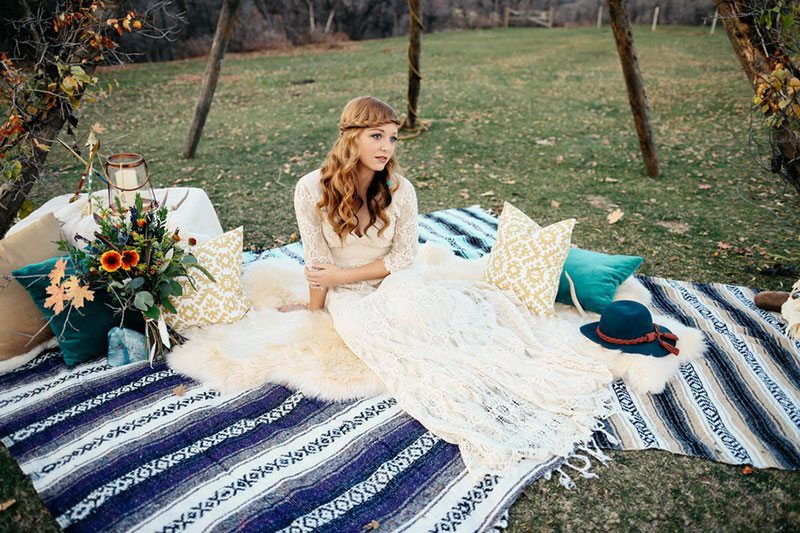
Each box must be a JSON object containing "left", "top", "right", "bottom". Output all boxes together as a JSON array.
[
  {"left": 607, "top": 209, "right": 624, "bottom": 224},
  {"left": 0, "top": 499, "right": 16, "bottom": 512}
]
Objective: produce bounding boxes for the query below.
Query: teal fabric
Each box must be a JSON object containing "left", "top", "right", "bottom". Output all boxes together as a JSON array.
[
  {"left": 108, "top": 327, "right": 148, "bottom": 366},
  {"left": 12, "top": 257, "right": 144, "bottom": 367},
  {"left": 556, "top": 248, "right": 644, "bottom": 314}
]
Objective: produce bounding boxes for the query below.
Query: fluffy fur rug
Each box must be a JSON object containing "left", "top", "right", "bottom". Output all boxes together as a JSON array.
[{"left": 168, "top": 243, "right": 706, "bottom": 400}]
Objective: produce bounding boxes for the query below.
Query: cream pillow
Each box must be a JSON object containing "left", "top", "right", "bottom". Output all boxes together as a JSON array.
[
  {"left": 1, "top": 213, "right": 62, "bottom": 360},
  {"left": 165, "top": 226, "right": 250, "bottom": 332},
  {"left": 481, "top": 202, "right": 575, "bottom": 317}
]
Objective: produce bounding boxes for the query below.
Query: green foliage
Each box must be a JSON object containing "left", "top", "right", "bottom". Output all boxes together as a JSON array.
[{"left": 58, "top": 193, "right": 212, "bottom": 330}]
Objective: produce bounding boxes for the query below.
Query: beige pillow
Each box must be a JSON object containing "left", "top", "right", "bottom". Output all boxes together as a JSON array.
[
  {"left": 1, "top": 213, "right": 62, "bottom": 359},
  {"left": 165, "top": 226, "right": 250, "bottom": 332},
  {"left": 481, "top": 202, "right": 574, "bottom": 317}
]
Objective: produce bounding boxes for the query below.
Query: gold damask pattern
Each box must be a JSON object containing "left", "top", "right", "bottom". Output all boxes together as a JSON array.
[
  {"left": 165, "top": 227, "right": 250, "bottom": 332},
  {"left": 481, "top": 202, "right": 574, "bottom": 317}
]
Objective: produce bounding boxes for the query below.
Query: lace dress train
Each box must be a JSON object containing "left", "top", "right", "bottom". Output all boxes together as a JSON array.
[{"left": 294, "top": 169, "right": 615, "bottom": 473}]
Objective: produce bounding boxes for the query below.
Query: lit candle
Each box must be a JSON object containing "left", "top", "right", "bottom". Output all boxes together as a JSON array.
[{"left": 115, "top": 168, "right": 139, "bottom": 208}]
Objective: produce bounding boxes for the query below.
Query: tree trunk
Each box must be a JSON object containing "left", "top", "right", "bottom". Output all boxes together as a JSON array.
[
  {"left": 402, "top": 0, "right": 423, "bottom": 131},
  {"left": 181, "top": 0, "right": 241, "bottom": 159},
  {"left": 0, "top": 121, "right": 63, "bottom": 238},
  {"left": 607, "top": 0, "right": 661, "bottom": 177},
  {"left": 715, "top": 0, "right": 800, "bottom": 193},
  {"left": 325, "top": 8, "right": 335, "bottom": 33},
  {"left": 0, "top": 61, "right": 97, "bottom": 239}
]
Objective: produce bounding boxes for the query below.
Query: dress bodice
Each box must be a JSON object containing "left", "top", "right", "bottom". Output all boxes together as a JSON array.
[{"left": 293, "top": 169, "right": 419, "bottom": 287}]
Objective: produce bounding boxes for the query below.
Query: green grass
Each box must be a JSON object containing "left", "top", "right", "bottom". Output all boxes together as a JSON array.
[{"left": 2, "top": 25, "right": 799, "bottom": 530}]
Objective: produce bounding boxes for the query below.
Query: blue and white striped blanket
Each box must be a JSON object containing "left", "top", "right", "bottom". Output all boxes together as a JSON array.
[{"left": 1, "top": 206, "right": 799, "bottom": 531}]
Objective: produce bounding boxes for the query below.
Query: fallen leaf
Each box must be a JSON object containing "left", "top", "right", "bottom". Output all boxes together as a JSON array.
[
  {"left": 698, "top": 183, "right": 712, "bottom": 190},
  {"left": 716, "top": 241, "right": 732, "bottom": 250},
  {"left": 740, "top": 465, "right": 754, "bottom": 475},
  {"left": 479, "top": 190, "right": 495, "bottom": 197},
  {"left": 91, "top": 122, "right": 106, "bottom": 133},
  {"left": 607, "top": 209, "right": 624, "bottom": 224},
  {"left": 459, "top": 189, "right": 470, "bottom": 200},
  {"left": 0, "top": 499, "right": 15, "bottom": 512},
  {"left": 550, "top": 200, "right": 560, "bottom": 208},
  {"left": 535, "top": 138, "right": 554, "bottom": 146},
  {"left": 604, "top": 177, "right": 619, "bottom": 183},
  {"left": 172, "top": 384, "right": 187, "bottom": 397},
  {"left": 501, "top": 179, "right": 516, "bottom": 185},
  {"left": 555, "top": 155, "right": 565, "bottom": 163},
  {"left": 362, "top": 519, "right": 380, "bottom": 530}
]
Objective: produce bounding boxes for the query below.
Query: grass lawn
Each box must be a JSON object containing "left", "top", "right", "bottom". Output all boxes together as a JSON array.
[{"left": 2, "top": 25, "right": 799, "bottom": 530}]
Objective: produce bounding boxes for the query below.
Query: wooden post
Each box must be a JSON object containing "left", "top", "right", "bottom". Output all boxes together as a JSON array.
[
  {"left": 607, "top": 0, "right": 660, "bottom": 177},
  {"left": 651, "top": 6, "right": 659, "bottom": 32},
  {"left": 710, "top": 9, "right": 718, "bottom": 34},
  {"left": 714, "top": 0, "right": 800, "bottom": 192},
  {"left": 597, "top": 6, "right": 603, "bottom": 28},
  {"left": 548, "top": 6, "right": 554, "bottom": 28},
  {"left": 503, "top": 6, "right": 509, "bottom": 28},
  {"left": 402, "top": 0, "right": 423, "bottom": 131},
  {"left": 182, "top": 0, "right": 241, "bottom": 159}
]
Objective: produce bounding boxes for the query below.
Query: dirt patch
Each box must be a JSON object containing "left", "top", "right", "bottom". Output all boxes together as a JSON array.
[
  {"left": 587, "top": 195, "right": 617, "bottom": 210},
  {"left": 656, "top": 220, "right": 691, "bottom": 234}
]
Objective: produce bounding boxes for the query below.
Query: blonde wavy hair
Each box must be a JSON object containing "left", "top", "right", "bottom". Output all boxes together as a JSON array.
[{"left": 317, "top": 96, "right": 401, "bottom": 242}]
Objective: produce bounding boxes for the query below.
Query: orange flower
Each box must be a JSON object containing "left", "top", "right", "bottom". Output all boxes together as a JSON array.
[
  {"left": 137, "top": 219, "right": 146, "bottom": 227},
  {"left": 100, "top": 250, "right": 122, "bottom": 272},
  {"left": 120, "top": 249, "right": 140, "bottom": 270}
]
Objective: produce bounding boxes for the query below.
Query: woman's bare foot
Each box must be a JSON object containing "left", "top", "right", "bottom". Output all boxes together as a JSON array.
[{"left": 277, "top": 303, "right": 309, "bottom": 313}]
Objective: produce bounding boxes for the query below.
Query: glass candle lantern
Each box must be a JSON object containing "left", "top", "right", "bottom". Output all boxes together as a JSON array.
[{"left": 103, "top": 153, "right": 156, "bottom": 210}]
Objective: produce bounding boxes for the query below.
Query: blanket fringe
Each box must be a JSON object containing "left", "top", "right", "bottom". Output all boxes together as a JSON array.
[{"left": 543, "top": 433, "right": 614, "bottom": 490}]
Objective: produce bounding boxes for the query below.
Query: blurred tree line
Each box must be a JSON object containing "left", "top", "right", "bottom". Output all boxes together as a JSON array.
[{"left": 110, "top": 0, "right": 717, "bottom": 62}]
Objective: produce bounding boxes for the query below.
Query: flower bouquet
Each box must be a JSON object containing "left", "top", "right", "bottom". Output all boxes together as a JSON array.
[{"left": 55, "top": 193, "right": 214, "bottom": 362}]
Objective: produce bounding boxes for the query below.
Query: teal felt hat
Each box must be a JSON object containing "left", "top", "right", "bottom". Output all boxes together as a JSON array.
[{"left": 580, "top": 300, "right": 679, "bottom": 358}]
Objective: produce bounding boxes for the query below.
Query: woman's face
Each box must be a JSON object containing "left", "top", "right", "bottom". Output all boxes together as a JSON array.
[{"left": 356, "top": 123, "right": 398, "bottom": 174}]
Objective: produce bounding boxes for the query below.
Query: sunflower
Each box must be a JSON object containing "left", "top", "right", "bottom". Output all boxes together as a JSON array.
[
  {"left": 120, "top": 249, "right": 140, "bottom": 270},
  {"left": 100, "top": 250, "right": 122, "bottom": 272}
]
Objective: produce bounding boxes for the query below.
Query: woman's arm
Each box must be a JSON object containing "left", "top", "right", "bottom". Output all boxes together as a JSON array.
[
  {"left": 294, "top": 175, "right": 336, "bottom": 309},
  {"left": 305, "top": 259, "right": 389, "bottom": 289},
  {"left": 308, "top": 286, "right": 328, "bottom": 311}
]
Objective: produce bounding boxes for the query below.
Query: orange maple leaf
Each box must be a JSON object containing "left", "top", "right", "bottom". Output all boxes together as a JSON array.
[
  {"left": 44, "top": 284, "right": 67, "bottom": 315},
  {"left": 48, "top": 258, "right": 67, "bottom": 285},
  {"left": 62, "top": 276, "right": 95, "bottom": 309}
]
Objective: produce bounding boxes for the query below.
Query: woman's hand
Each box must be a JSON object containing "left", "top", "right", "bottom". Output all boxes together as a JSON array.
[{"left": 305, "top": 263, "right": 345, "bottom": 289}]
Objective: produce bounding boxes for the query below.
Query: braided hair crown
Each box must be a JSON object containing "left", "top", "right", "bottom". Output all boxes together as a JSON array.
[{"left": 339, "top": 96, "right": 400, "bottom": 132}]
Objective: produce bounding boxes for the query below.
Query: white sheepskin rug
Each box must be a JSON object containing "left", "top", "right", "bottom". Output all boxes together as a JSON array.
[{"left": 168, "top": 243, "right": 706, "bottom": 401}]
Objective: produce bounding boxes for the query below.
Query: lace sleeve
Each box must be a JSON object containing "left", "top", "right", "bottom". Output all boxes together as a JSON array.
[
  {"left": 382, "top": 178, "right": 419, "bottom": 273},
  {"left": 294, "top": 179, "right": 335, "bottom": 266}
]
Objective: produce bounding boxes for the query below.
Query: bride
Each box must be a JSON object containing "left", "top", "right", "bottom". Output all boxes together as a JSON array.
[{"left": 285, "top": 95, "right": 615, "bottom": 473}]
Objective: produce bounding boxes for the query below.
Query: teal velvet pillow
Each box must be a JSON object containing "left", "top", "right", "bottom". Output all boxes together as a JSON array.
[
  {"left": 556, "top": 248, "right": 644, "bottom": 314},
  {"left": 12, "top": 257, "right": 144, "bottom": 367}
]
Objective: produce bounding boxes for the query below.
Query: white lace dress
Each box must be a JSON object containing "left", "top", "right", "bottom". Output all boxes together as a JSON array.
[{"left": 294, "top": 169, "right": 616, "bottom": 473}]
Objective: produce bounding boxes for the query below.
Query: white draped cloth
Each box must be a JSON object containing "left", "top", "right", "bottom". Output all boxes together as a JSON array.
[{"left": 294, "top": 169, "right": 616, "bottom": 473}]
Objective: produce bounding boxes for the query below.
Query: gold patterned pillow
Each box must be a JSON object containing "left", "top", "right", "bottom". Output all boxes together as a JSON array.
[
  {"left": 481, "top": 202, "right": 575, "bottom": 317},
  {"left": 165, "top": 226, "right": 250, "bottom": 332}
]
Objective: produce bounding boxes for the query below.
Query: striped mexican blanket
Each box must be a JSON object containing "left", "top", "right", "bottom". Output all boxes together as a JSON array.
[{"left": 1, "top": 206, "right": 799, "bottom": 532}]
